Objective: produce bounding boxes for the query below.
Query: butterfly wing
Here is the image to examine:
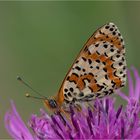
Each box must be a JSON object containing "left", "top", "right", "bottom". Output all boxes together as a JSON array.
[{"left": 57, "top": 23, "right": 126, "bottom": 105}]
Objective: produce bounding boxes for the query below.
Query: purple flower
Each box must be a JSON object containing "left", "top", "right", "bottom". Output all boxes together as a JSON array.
[
  {"left": 5, "top": 67, "right": 140, "bottom": 139},
  {"left": 5, "top": 101, "right": 34, "bottom": 139}
]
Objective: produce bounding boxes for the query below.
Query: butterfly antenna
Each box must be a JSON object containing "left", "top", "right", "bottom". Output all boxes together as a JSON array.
[
  {"left": 25, "top": 93, "right": 45, "bottom": 100},
  {"left": 17, "top": 76, "right": 47, "bottom": 99}
]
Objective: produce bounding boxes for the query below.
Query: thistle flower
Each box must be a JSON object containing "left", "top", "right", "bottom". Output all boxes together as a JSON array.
[{"left": 5, "top": 67, "right": 140, "bottom": 139}]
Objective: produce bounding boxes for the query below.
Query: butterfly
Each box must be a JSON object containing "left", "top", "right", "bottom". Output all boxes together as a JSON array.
[
  {"left": 18, "top": 22, "right": 126, "bottom": 112},
  {"left": 42, "top": 22, "right": 127, "bottom": 112}
]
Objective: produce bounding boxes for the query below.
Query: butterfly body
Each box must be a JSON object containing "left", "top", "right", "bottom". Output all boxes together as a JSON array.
[{"left": 44, "top": 22, "right": 126, "bottom": 111}]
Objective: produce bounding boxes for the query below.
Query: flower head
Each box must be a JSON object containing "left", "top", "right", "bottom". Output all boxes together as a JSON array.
[{"left": 5, "top": 67, "right": 140, "bottom": 139}]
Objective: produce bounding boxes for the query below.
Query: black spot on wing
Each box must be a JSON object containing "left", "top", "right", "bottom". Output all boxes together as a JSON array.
[
  {"left": 89, "top": 72, "right": 94, "bottom": 77},
  {"left": 88, "top": 86, "right": 93, "bottom": 92},
  {"left": 96, "top": 66, "right": 99, "bottom": 69},
  {"left": 79, "top": 92, "right": 84, "bottom": 97},
  {"left": 64, "top": 94, "right": 68, "bottom": 99},
  {"left": 82, "top": 57, "right": 87, "bottom": 61},
  {"left": 105, "top": 74, "right": 108, "bottom": 80},
  {"left": 68, "top": 92, "right": 72, "bottom": 97},
  {"left": 103, "top": 44, "right": 108, "bottom": 48},
  {"left": 75, "top": 66, "right": 81, "bottom": 71},
  {"left": 111, "top": 80, "right": 116, "bottom": 88},
  {"left": 95, "top": 43, "right": 99, "bottom": 47},
  {"left": 88, "top": 59, "right": 92, "bottom": 64},
  {"left": 103, "top": 68, "right": 107, "bottom": 72},
  {"left": 75, "top": 60, "right": 79, "bottom": 63},
  {"left": 64, "top": 99, "right": 70, "bottom": 104},
  {"left": 96, "top": 51, "right": 100, "bottom": 55},
  {"left": 104, "top": 52, "right": 108, "bottom": 57},
  {"left": 69, "top": 87, "right": 74, "bottom": 92},
  {"left": 96, "top": 59, "right": 100, "bottom": 63},
  {"left": 82, "top": 79, "right": 86, "bottom": 87},
  {"left": 72, "top": 73, "right": 79, "bottom": 77},
  {"left": 64, "top": 88, "right": 68, "bottom": 92},
  {"left": 66, "top": 76, "right": 70, "bottom": 80},
  {"left": 98, "top": 85, "right": 104, "bottom": 91},
  {"left": 104, "top": 91, "right": 109, "bottom": 96},
  {"left": 96, "top": 93, "right": 101, "bottom": 97},
  {"left": 84, "top": 46, "right": 88, "bottom": 51}
]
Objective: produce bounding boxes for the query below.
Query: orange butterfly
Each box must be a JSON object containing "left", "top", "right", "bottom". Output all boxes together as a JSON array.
[{"left": 18, "top": 22, "right": 126, "bottom": 113}]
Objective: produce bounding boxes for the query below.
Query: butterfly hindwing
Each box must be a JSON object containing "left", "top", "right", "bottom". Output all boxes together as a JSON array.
[{"left": 57, "top": 23, "right": 126, "bottom": 104}]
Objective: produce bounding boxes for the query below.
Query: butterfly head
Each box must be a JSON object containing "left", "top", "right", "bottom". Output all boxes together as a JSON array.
[{"left": 44, "top": 98, "right": 58, "bottom": 110}]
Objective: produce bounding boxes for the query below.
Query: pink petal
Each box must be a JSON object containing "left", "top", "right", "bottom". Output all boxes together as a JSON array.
[{"left": 5, "top": 101, "right": 33, "bottom": 140}]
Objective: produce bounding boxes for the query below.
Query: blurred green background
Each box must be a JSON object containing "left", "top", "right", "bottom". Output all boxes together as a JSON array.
[{"left": 0, "top": 1, "right": 140, "bottom": 138}]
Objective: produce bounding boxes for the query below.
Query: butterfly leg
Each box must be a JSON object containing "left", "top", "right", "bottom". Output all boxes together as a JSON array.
[
  {"left": 74, "top": 103, "right": 82, "bottom": 112},
  {"left": 85, "top": 101, "right": 98, "bottom": 113},
  {"left": 58, "top": 107, "right": 74, "bottom": 126}
]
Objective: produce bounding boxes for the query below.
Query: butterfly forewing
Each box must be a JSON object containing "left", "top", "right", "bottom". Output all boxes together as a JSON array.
[{"left": 57, "top": 23, "right": 126, "bottom": 105}]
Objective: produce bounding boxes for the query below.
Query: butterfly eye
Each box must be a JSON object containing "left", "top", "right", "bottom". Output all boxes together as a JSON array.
[{"left": 49, "top": 99, "right": 57, "bottom": 108}]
